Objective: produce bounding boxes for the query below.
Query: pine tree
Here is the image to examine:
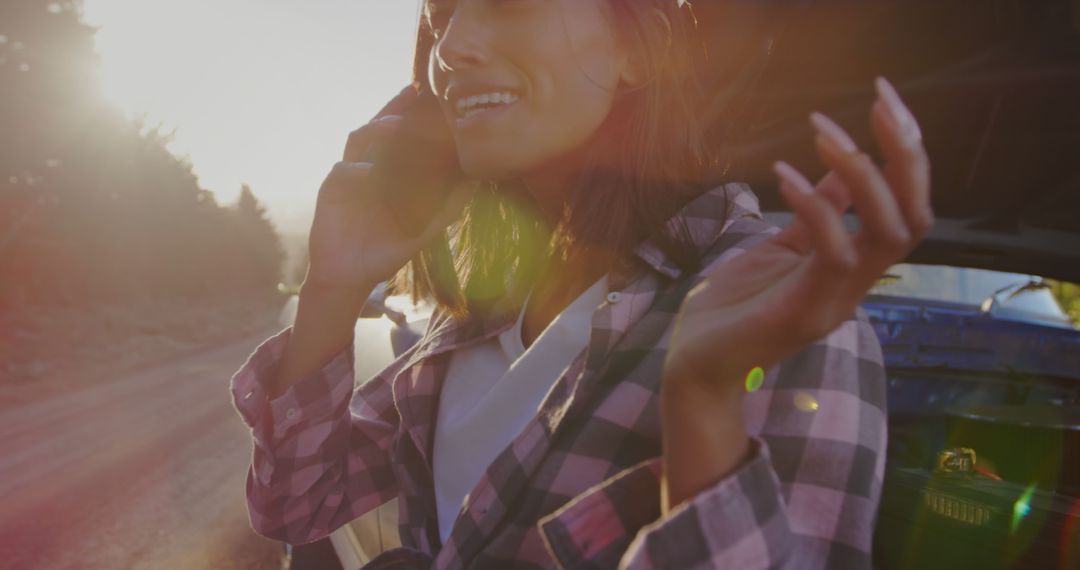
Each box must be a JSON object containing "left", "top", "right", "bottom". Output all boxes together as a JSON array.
[
  {"left": 0, "top": 1, "right": 284, "bottom": 307},
  {"left": 232, "top": 184, "right": 285, "bottom": 290}
]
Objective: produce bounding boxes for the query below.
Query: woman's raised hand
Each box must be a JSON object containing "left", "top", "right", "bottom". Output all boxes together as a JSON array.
[
  {"left": 305, "top": 87, "right": 472, "bottom": 294},
  {"left": 664, "top": 77, "right": 933, "bottom": 397}
]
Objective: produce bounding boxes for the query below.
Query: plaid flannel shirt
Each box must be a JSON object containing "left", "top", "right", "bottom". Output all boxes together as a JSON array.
[{"left": 230, "top": 183, "right": 888, "bottom": 569}]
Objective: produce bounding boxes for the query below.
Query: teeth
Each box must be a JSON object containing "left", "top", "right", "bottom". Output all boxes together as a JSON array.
[{"left": 455, "top": 91, "right": 520, "bottom": 117}]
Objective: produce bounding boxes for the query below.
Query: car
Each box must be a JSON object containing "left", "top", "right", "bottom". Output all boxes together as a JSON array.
[
  {"left": 862, "top": 265, "right": 1080, "bottom": 569},
  {"left": 284, "top": 1, "right": 1080, "bottom": 567}
]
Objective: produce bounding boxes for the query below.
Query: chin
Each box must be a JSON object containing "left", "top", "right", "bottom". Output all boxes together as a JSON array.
[{"left": 457, "top": 147, "right": 532, "bottom": 183}]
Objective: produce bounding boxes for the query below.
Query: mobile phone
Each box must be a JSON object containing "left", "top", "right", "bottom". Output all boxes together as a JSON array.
[{"left": 367, "top": 85, "right": 463, "bottom": 238}]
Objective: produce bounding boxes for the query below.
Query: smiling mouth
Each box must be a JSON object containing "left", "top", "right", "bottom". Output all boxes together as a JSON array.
[{"left": 454, "top": 91, "right": 521, "bottom": 119}]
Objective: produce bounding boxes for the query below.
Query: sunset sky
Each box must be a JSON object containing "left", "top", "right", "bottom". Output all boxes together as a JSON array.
[{"left": 81, "top": 0, "right": 422, "bottom": 234}]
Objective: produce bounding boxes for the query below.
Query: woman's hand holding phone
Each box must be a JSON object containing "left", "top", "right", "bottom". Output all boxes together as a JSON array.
[
  {"left": 268, "top": 85, "right": 468, "bottom": 399},
  {"left": 304, "top": 85, "right": 470, "bottom": 297}
]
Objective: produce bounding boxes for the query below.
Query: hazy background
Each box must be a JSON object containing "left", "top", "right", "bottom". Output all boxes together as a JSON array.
[
  {"left": 0, "top": 0, "right": 426, "bottom": 383},
  {"left": 1, "top": 5, "right": 435, "bottom": 567},
  {"left": 84, "top": 0, "right": 422, "bottom": 236}
]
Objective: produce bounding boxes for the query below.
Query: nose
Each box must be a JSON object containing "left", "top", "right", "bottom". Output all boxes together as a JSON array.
[{"left": 432, "top": 8, "right": 489, "bottom": 74}]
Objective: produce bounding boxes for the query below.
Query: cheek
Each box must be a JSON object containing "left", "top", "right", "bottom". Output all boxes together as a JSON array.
[
  {"left": 533, "top": 69, "right": 619, "bottom": 154},
  {"left": 451, "top": 0, "right": 625, "bottom": 179},
  {"left": 530, "top": 2, "right": 623, "bottom": 149}
]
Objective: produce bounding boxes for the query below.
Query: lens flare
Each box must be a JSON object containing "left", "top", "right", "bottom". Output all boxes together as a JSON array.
[
  {"left": 1060, "top": 495, "right": 1080, "bottom": 570},
  {"left": 794, "top": 392, "right": 819, "bottom": 412},
  {"left": 745, "top": 367, "right": 765, "bottom": 393},
  {"left": 1011, "top": 483, "right": 1038, "bottom": 534}
]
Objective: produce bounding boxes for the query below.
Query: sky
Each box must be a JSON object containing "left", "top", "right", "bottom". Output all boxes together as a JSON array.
[{"left": 81, "top": 0, "right": 423, "bottom": 235}]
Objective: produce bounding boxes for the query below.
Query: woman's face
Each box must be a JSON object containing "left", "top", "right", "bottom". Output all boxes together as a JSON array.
[{"left": 426, "top": 0, "right": 636, "bottom": 182}]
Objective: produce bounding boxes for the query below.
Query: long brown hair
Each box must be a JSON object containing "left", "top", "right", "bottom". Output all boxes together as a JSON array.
[{"left": 396, "top": 0, "right": 723, "bottom": 318}]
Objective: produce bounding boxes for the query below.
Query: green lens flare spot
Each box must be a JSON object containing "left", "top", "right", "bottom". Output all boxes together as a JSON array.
[
  {"left": 1011, "top": 483, "right": 1037, "bottom": 534},
  {"left": 745, "top": 367, "right": 765, "bottom": 393}
]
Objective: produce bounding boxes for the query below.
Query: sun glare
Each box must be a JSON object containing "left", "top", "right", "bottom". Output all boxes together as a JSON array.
[{"left": 80, "top": 0, "right": 419, "bottom": 232}]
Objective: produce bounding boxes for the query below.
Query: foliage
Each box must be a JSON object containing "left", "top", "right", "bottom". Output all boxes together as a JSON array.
[
  {"left": 0, "top": 0, "right": 283, "bottom": 309},
  {"left": 1050, "top": 280, "right": 1080, "bottom": 327}
]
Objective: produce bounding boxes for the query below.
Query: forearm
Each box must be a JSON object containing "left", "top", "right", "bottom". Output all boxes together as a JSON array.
[
  {"left": 266, "top": 280, "right": 373, "bottom": 400},
  {"left": 660, "top": 377, "right": 751, "bottom": 514}
]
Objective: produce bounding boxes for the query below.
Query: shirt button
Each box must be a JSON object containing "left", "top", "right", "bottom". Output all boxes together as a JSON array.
[
  {"left": 285, "top": 408, "right": 299, "bottom": 420},
  {"left": 606, "top": 291, "right": 622, "bottom": 304}
]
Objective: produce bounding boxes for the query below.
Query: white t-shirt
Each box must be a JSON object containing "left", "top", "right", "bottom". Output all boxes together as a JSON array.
[{"left": 432, "top": 277, "right": 608, "bottom": 543}]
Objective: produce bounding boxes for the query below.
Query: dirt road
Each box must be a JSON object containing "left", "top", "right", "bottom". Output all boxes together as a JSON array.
[{"left": 0, "top": 326, "right": 287, "bottom": 569}]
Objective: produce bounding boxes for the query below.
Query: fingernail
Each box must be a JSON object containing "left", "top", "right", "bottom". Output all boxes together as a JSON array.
[
  {"left": 875, "top": 77, "right": 922, "bottom": 140},
  {"left": 773, "top": 161, "right": 814, "bottom": 194},
  {"left": 373, "top": 114, "right": 404, "bottom": 123},
  {"left": 809, "top": 112, "right": 858, "bottom": 154}
]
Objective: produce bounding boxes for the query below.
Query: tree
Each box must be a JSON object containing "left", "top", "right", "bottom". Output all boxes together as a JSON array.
[
  {"left": 1051, "top": 281, "right": 1080, "bottom": 327},
  {"left": 231, "top": 184, "right": 285, "bottom": 289},
  {"left": 0, "top": 0, "right": 284, "bottom": 309}
]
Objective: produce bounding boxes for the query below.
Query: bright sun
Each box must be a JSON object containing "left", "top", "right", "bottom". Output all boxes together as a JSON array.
[{"left": 80, "top": 0, "right": 420, "bottom": 234}]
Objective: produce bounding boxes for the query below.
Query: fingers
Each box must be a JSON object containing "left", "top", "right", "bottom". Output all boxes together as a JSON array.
[
  {"left": 774, "top": 161, "right": 857, "bottom": 270},
  {"left": 342, "top": 116, "right": 404, "bottom": 163},
  {"left": 773, "top": 79, "right": 932, "bottom": 279},
  {"left": 772, "top": 168, "right": 852, "bottom": 251},
  {"left": 376, "top": 82, "right": 422, "bottom": 116},
  {"left": 870, "top": 77, "right": 934, "bottom": 239},
  {"left": 815, "top": 171, "right": 853, "bottom": 213},
  {"left": 810, "top": 111, "right": 913, "bottom": 259},
  {"left": 317, "top": 161, "right": 374, "bottom": 205},
  {"left": 341, "top": 83, "right": 422, "bottom": 162}
]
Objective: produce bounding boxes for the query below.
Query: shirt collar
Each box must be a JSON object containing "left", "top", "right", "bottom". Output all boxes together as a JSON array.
[
  {"left": 627, "top": 181, "right": 763, "bottom": 282},
  {"left": 420, "top": 182, "right": 762, "bottom": 353}
]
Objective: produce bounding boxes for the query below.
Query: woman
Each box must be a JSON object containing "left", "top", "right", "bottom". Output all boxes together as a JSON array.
[{"left": 230, "top": 0, "right": 932, "bottom": 567}]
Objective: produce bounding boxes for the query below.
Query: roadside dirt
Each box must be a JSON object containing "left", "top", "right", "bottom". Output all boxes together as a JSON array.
[
  {"left": 0, "top": 322, "right": 289, "bottom": 569},
  {"left": 0, "top": 291, "right": 282, "bottom": 409}
]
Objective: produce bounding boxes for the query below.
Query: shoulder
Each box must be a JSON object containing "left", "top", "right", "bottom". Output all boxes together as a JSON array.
[
  {"left": 681, "top": 181, "right": 777, "bottom": 272},
  {"left": 694, "top": 215, "right": 779, "bottom": 280}
]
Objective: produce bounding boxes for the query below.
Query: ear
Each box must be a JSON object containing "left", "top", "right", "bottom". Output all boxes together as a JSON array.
[{"left": 619, "top": 8, "right": 672, "bottom": 88}]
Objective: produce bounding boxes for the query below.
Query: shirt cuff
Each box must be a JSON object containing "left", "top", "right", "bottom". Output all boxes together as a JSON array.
[
  {"left": 229, "top": 325, "right": 356, "bottom": 450},
  {"left": 623, "top": 438, "right": 794, "bottom": 569},
  {"left": 540, "top": 438, "right": 793, "bottom": 570},
  {"left": 539, "top": 459, "right": 663, "bottom": 569}
]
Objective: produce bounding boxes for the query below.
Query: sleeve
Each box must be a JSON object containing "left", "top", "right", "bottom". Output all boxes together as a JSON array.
[
  {"left": 229, "top": 324, "right": 418, "bottom": 544},
  {"left": 540, "top": 309, "right": 888, "bottom": 569}
]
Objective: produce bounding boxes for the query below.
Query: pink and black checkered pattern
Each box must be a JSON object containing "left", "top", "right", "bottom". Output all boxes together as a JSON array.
[{"left": 230, "top": 183, "right": 887, "bottom": 569}]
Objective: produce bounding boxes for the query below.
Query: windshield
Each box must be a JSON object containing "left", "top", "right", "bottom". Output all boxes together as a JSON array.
[{"left": 871, "top": 264, "right": 1074, "bottom": 327}]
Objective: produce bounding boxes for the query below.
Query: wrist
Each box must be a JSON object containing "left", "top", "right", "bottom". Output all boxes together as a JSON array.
[
  {"left": 661, "top": 376, "right": 746, "bottom": 437},
  {"left": 660, "top": 369, "right": 750, "bottom": 513},
  {"left": 269, "top": 279, "right": 369, "bottom": 400},
  {"left": 300, "top": 278, "right": 374, "bottom": 306},
  {"left": 661, "top": 361, "right": 746, "bottom": 410}
]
